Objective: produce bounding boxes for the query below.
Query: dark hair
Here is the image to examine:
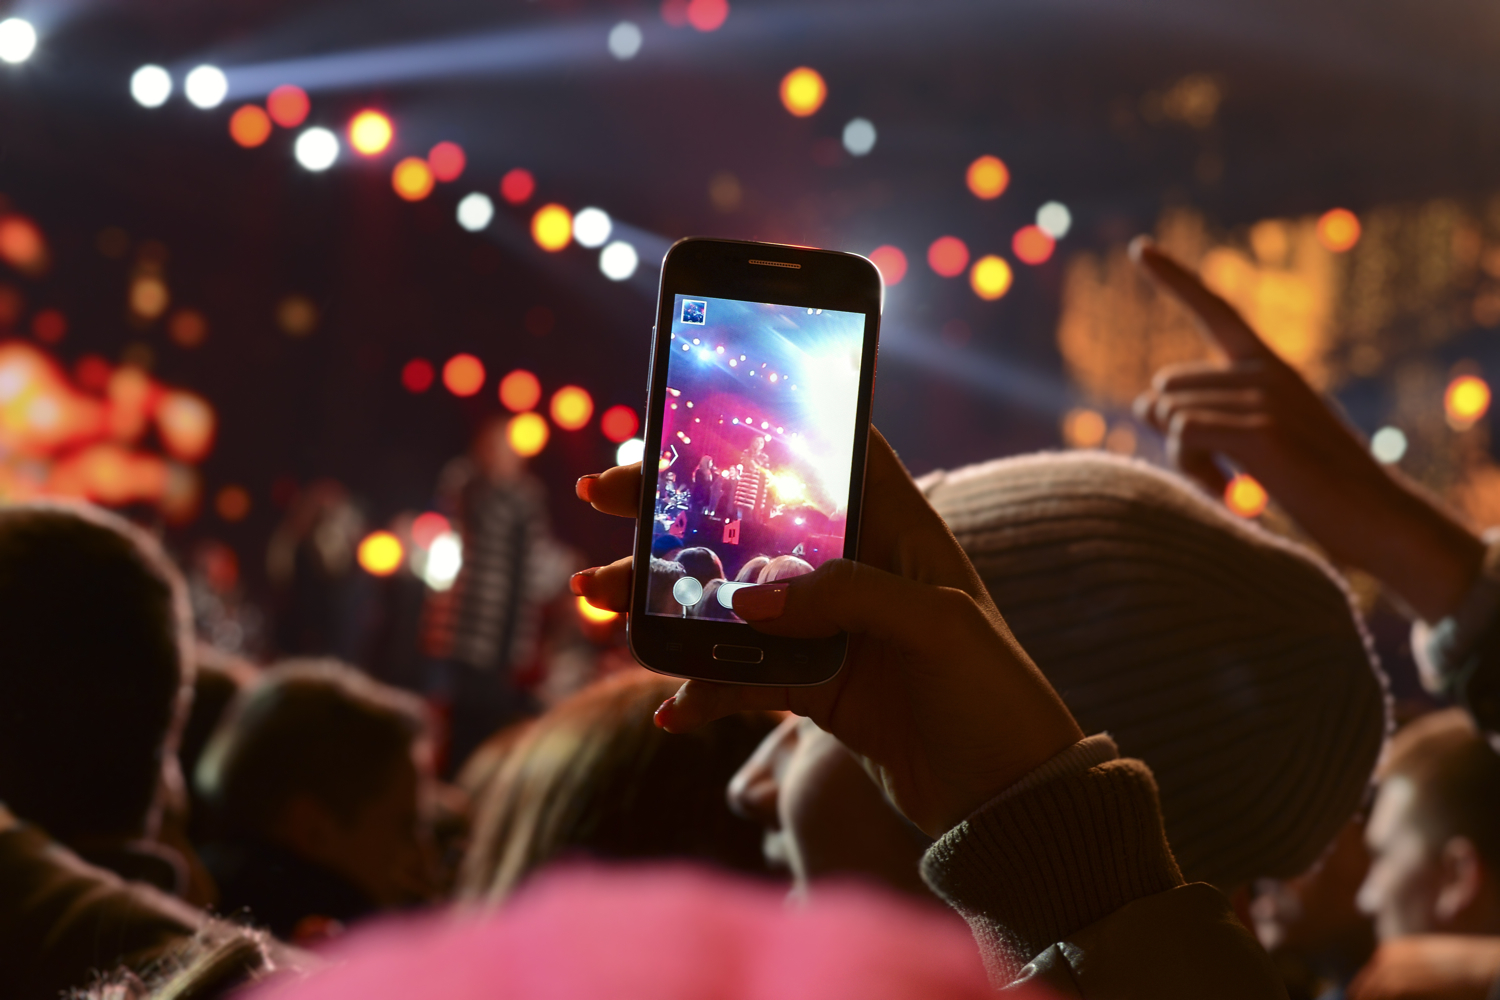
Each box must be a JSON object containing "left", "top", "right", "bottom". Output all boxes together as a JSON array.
[
  {"left": 195, "top": 659, "right": 426, "bottom": 838},
  {"left": 0, "top": 504, "right": 189, "bottom": 839},
  {"left": 458, "top": 669, "right": 775, "bottom": 901},
  {"left": 675, "top": 547, "right": 724, "bottom": 588},
  {"left": 1383, "top": 708, "right": 1500, "bottom": 866}
]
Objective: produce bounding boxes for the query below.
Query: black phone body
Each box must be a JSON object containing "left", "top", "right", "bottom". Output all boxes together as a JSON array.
[{"left": 628, "top": 238, "right": 882, "bottom": 686}]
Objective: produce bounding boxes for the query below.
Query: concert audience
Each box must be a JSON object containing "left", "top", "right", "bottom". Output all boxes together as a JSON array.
[
  {"left": 676, "top": 545, "right": 727, "bottom": 588},
  {"left": 646, "top": 557, "right": 688, "bottom": 614},
  {"left": 736, "top": 554, "right": 771, "bottom": 583},
  {"left": 457, "top": 668, "right": 774, "bottom": 901},
  {"left": 195, "top": 660, "right": 437, "bottom": 942},
  {"left": 758, "top": 554, "right": 815, "bottom": 583}
]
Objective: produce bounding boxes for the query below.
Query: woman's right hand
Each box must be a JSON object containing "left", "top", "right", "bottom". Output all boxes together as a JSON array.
[{"left": 572, "top": 428, "right": 1083, "bottom": 838}]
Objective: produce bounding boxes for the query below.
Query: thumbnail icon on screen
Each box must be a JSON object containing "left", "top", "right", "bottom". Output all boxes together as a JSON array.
[{"left": 681, "top": 299, "right": 707, "bottom": 325}]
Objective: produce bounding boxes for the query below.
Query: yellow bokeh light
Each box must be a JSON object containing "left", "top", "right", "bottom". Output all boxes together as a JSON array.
[
  {"left": 1224, "top": 473, "right": 1269, "bottom": 518},
  {"left": 1062, "top": 408, "right": 1107, "bottom": 448},
  {"left": 1446, "top": 374, "right": 1491, "bottom": 429},
  {"left": 969, "top": 255, "right": 1014, "bottom": 300},
  {"left": 1316, "top": 208, "right": 1361, "bottom": 253},
  {"left": 531, "top": 203, "right": 572, "bottom": 252},
  {"left": 577, "top": 595, "right": 619, "bottom": 624},
  {"left": 357, "top": 530, "right": 405, "bottom": 576},
  {"left": 508, "top": 411, "right": 550, "bottom": 457},
  {"left": 550, "top": 386, "right": 594, "bottom": 430},
  {"left": 779, "top": 67, "right": 827, "bottom": 117},
  {"left": 348, "top": 110, "right": 394, "bottom": 156},
  {"left": 966, "top": 155, "right": 1010, "bottom": 200},
  {"left": 391, "top": 157, "right": 435, "bottom": 202}
]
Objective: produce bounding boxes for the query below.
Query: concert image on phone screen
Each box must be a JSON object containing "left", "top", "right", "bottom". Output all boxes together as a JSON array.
[{"left": 648, "top": 293, "right": 867, "bottom": 622}]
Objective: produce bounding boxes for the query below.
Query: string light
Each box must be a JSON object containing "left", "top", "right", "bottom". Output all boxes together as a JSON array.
[
  {"left": 131, "top": 65, "right": 172, "bottom": 108},
  {"left": 499, "top": 369, "right": 542, "bottom": 412},
  {"left": 927, "top": 236, "right": 969, "bottom": 278},
  {"left": 532, "top": 204, "right": 572, "bottom": 251},
  {"left": 442, "top": 354, "right": 485, "bottom": 397},
  {"left": 184, "top": 66, "right": 228, "bottom": 109},
  {"left": 508, "top": 412, "right": 549, "bottom": 457},
  {"left": 392, "top": 157, "right": 435, "bottom": 201},
  {"left": 600, "top": 405, "right": 639, "bottom": 443},
  {"left": 349, "top": 110, "right": 394, "bottom": 156},
  {"left": 551, "top": 386, "right": 594, "bottom": 430},
  {"left": 501, "top": 168, "right": 536, "bottom": 204},
  {"left": 456, "top": 193, "right": 494, "bottom": 232},
  {"left": 966, "top": 155, "right": 1009, "bottom": 199},
  {"left": 267, "top": 85, "right": 310, "bottom": 127},
  {"left": 600, "top": 241, "right": 639, "bottom": 281},
  {"left": 428, "top": 141, "right": 465, "bottom": 181},
  {"left": 573, "top": 207, "right": 613, "bottom": 248},
  {"left": 229, "top": 105, "right": 272, "bottom": 148},
  {"left": 401, "top": 359, "right": 435, "bottom": 393},
  {"left": 1012, "top": 225, "right": 1055, "bottom": 265},
  {"left": 294, "top": 128, "right": 339, "bottom": 171}
]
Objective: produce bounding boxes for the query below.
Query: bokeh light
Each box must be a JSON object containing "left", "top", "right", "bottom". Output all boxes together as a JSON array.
[
  {"left": 456, "top": 193, "right": 494, "bottom": 232},
  {"left": 687, "top": 0, "right": 730, "bottom": 31},
  {"left": 927, "top": 236, "right": 970, "bottom": 278},
  {"left": 1012, "top": 225, "right": 1055, "bottom": 265},
  {"left": 573, "top": 207, "right": 613, "bottom": 249},
  {"left": 216, "top": 484, "right": 251, "bottom": 522},
  {"left": 551, "top": 386, "right": 595, "bottom": 430},
  {"left": 267, "top": 85, "right": 310, "bottom": 127},
  {"left": 609, "top": 21, "right": 643, "bottom": 59},
  {"left": 780, "top": 67, "right": 827, "bottom": 117},
  {"left": 429, "top": 141, "right": 466, "bottom": 182},
  {"left": 392, "top": 157, "right": 435, "bottom": 201},
  {"left": 401, "top": 358, "right": 435, "bottom": 393},
  {"left": 349, "top": 110, "right": 394, "bottom": 155},
  {"left": 966, "top": 155, "right": 1009, "bottom": 200},
  {"left": 1037, "top": 201, "right": 1072, "bottom": 238},
  {"left": 532, "top": 204, "right": 573, "bottom": 251},
  {"left": 577, "top": 595, "right": 619, "bottom": 624},
  {"left": 294, "top": 128, "right": 339, "bottom": 171},
  {"left": 868, "top": 245, "right": 907, "bottom": 286},
  {"left": 277, "top": 295, "right": 319, "bottom": 336},
  {"left": 970, "top": 255, "right": 1014, "bottom": 300},
  {"left": 184, "top": 65, "right": 228, "bottom": 109},
  {"left": 499, "top": 369, "right": 542, "bottom": 412},
  {"left": 442, "top": 354, "right": 486, "bottom": 397},
  {"left": 600, "top": 241, "right": 640, "bottom": 281},
  {"left": 229, "top": 105, "right": 273, "bottom": 148},
  {"left": 130, "top": 276, "right": 170, "bottom": 320},
  {"left": 508, "top": 412, "right": 550, "bottom": 457},
  {"left": 1371, "top": 426, "right": 1407, "bottom": 464},
  {"left": 167, "top": 308, "right": 206, "bottom": 348},
  {"left": 616, "top": 437, "right": 646, "bottom": 466},
  {"left": 1062, "top": 408, "right": 1107, "bottom": 448},
  {"left": 411, "top": 512, "right": 450, "bottom": 549},
  {"left": 1446, "top": 374, "right": 1491, "bottom": 429},
  {"left": 600, "top": 405, "right": 640, "bottom": 443},
  {"left": 422, "top": 531, "right": 462, "bottom": 590},
  {"left": 1225, "top": 473, "right": 1269, "bottom": 518},
  {"left": 842, "top": 118, "right": 877, "bottom": 156},
  {"left": 501, "top": 168, "right": 536, "bottom": 204},
  {"left": 156, "top": 391, "right": 216, "bottom": 461},
  {"left": 32, "top": 308, "right": 66, "bottom": 344},
  {"left": 131, "top": 65, "right": 172, "bottom": 108},
  {"left": 1317, "top": 208, "right": 1361, "bottom": 253},
  {"left": 0, "top": 216, "right": 47, "bottom": 275},
  {"left": 357, "top": 530, "right": 405, "bottom": 576},
  {"left": 0, "top": 19, "right": 37, "bottom": 64}
]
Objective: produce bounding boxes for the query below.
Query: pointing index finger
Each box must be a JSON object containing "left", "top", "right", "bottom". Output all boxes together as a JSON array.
[{"left": 1130, "top": 237, "right": 1272, "bottom": 364}]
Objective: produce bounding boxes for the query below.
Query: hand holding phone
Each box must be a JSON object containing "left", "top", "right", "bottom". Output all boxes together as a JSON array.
[{"left": 573, "top": 428, "right": 1084, "bottom": 837}]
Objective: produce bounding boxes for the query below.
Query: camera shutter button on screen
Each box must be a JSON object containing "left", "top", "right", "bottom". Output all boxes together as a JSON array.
[
  {"left": 715, "top": 582, "right": 751, "bottom": 609},
  {"left": 671, "top": 576, "right": 704, "bottom": 607}
]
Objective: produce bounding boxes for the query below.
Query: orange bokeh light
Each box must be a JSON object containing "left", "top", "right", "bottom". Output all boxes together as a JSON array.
[
  {"left": 229, "top": 105, "right": 272, "bottom": 148},
  {"left": 1012, "top": 225, "right": 1055, "bottom": 265},
  {"left": 966, "top": 155, "right": 1010, "bottom": 200},
  {"left": 508, "top": 412, "right": 550, "bottom": 457},
  {"left": 357, "top": 530, "right": 405, "bottom": 576},
  {"left": 927, "top": 236, "right": 970, "bottom": 278},
  {"left": 392, "top": 157, "right": 435, "bottom": 201},
  {"left": 868, "top": 245, "right": 907, "bottom": 286},
  {"left": 969, "top": 255, "right": 1014, "bottom": 301},
  {"left": 0, "top": 215, "right": 48, "bottom": 275},
  {"left": 349, "top": 110, "right": 394, "bottom": 156},
  {"left": 577, "top": 594, "right": 619, "bottom": 624},
  {"left": 216, "top": 484, "right": 251, "bottom": 522},
  {"left": 600, "top": 405, "right": 640, "bottom": 443},
  {"left": 266, "top": 85, "right": 310, "bottom": 128},
  {"left": 1224, "top": 473, "right": 1269, "bottom": 518},
  {"left": 499, "top": 369, "right": 542, "bottom": 412},
  {"left": 442, "top": 354, "right": 486, "bottom": 397},
  {"left": 1446, "top": 374, "right": 1491, "bottom": 428},
  {"left": 780, "top": 67, "right": 827, "bottom": 117},
  {"left": 428, "top": 141, "right": 466, "bottom": 182},
  {"left": 155, "top": 391, "right": 216, "bottom": 462},
  {"left": 1316, "top": 209, "right": 1361, "bottom": 253},
  {"left": 531, "top": 204, "right": 573, "bottom": 252},
  {"left": 550, "top": 386, "right": 594, "bottom": 431},
  {"left": 501, "top": 168, "right": 536, "bottom": 205}
]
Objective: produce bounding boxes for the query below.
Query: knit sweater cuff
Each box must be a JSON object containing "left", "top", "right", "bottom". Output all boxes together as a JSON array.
[
  {"left": 1413, "top": 527, "right": 1500, "bottom": 696},
  {"left": 920, "top": 745, "right": 1185, "bottom": 983}
]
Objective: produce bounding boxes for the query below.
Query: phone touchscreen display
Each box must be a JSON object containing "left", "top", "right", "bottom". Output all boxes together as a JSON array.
[{"left": 647, "top": 294, "right": 867, "bottom": 621}]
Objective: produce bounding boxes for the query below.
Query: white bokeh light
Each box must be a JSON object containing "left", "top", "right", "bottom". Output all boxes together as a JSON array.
[
  {"left": 456, "top": 192, "right": 495, "bottom": 232},
  {"left": 422, "top": 532, "right": 463, "bottom": 591},
  {"left": 294, "top": 127, "right": 340, "bottom": 171},
  {"left": 184, "top": 65, "right": 228, "bottom": 109},
  {"left": 0, "top": 18, "right": 37, "bottom": 65},
  {"left": 130, "top": 65, "right": 172, "bottom": 107},
  {"left": 1371, "top": 426, "right": 1408, "bottom": 464},
  {"left": 573, "top": 207, "right": 612, "bottom": 248},
  {"left": 1037, "top": 201, "right": 1073, "bottom": 239},
  {"left": 608, "top": 21, "right": 643, "bottom": 60},
  {"left": 599, "top": 240, "right": 639, "bottom": 281},
  {"left": 842, "top": 117, "right": 877, "bottom": 156},
  {"left": 616, "top": 437, "right": 645, "bottom": 466}
]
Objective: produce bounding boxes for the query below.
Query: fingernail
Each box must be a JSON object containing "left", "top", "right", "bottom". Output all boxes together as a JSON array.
[
  {"left": 733, "top": 584, "right": 787, "bottom": 621},
  {"left": 569, "top": 567, "right": 599, "bottom": 596},
  {"left": 653, "top": 696, "right": 676, "bottom": 730},
  {"left": 575, "top": 474, "right": 601, "bottom": 502}
]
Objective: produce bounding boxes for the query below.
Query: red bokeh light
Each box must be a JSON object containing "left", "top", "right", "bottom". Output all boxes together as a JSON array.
[
  {"left": 32, "top": 308, "right": 66, "bottom": 344},
  {"left": 500, "top": 369, "right": 543, "bottom": 412},
  {"left": 600, "top": 405, "right": 640, "bottom": 443},
  {"left": 75, "top": 355, "right": 111, "bottom": 392},
  {"left": 229, "top": 105, "right": 273, "bottom": 148},
  {"left": 500, "top": 168, "right": 536, "bottom": 205},
  {"left": 1012, "top": 225, "right": 1055, "bottom": 265},
  {"left": 411, "top": 511, "right": 450, "bottom": 549},
  {"left": 687, "top": 0, "right": 729, "bottom": 31},
  {"left": 927, "top": 236, "right": 970, "bottom": 278},
  {"left": 428, "top": 142, "right": 466, "bottom": 182},
  {"left": 401, "top": 358, "right": 435, "bottom": 393},
  {"left": 266, "top": 85, "right": 310, "bottom": 128},
  {"left": 661, "top": 0, "right": 689, "bottom": 27},
  {"left": 868, "top": 245, "right": 908, "bottom": 286},
  {"left": 442, "top": 354, "right": 486, "bottom": 397}
]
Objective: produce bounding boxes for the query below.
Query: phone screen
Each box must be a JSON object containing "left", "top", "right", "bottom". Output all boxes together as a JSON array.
[{"left": 647, "top": 293, "right": 868, "bottom": 622}]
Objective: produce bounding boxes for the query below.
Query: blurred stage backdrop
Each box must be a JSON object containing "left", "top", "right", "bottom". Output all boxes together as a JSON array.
[{"left": 0, "top": 0, "right": 1496, "bottom": 679}]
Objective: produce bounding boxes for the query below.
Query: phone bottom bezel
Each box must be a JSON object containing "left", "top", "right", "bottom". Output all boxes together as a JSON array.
[{"left": 627, "top": 615, "right": 847, "bottom": 686}]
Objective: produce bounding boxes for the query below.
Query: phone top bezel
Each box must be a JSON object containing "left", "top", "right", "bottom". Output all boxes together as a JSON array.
[{"left": 628, "top": 237, "right": 883, "bottom": 687}]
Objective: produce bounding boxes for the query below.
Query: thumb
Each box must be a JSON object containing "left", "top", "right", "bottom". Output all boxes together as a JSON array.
[{"left": 1130, "top": 237, "right": 1274, "bottom": 364}]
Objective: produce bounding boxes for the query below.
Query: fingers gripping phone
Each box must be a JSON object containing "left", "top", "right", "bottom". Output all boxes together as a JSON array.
[{"left": 629, "top": 238, "right": 882, "bottom": 685}]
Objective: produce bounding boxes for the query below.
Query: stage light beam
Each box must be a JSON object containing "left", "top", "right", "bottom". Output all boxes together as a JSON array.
[
  {"left": 131, "top": 65, "right": 172, "bottom": 107},
  {"left": 456, "top": 193, "right": 494, "bottom": 232},
  {"left": 294, "top": 127, "right": 339, "bottom": 171},
  {"left": 184, "top": 65, "right": 228, "bottom": 109},
  {"left": 0, "top": 19, "right": 36, "bottom": 65}
]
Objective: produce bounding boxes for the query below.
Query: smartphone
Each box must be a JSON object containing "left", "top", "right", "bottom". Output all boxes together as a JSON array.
[{"left": 628, "top": 238, "right": 882, "bottom": 686}]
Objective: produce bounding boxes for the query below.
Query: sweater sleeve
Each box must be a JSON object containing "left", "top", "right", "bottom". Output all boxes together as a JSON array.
[{"left": 1413, "top": 528, "right": 1500, "bottom": 735}]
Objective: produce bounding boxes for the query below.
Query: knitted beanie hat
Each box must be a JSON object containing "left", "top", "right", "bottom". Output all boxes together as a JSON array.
[{"left": 919, "top": 451, "right": 1389, "bottom": 890}]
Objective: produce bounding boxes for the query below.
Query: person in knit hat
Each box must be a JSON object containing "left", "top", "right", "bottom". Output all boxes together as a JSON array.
[{"left": 919, "top": 450, "right": 1389, "bottom": 892}]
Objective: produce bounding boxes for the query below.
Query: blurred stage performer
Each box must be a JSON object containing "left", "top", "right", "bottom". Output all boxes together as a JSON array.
[{"left": 422, "top": 415, "right": 550, "bottom": 772}]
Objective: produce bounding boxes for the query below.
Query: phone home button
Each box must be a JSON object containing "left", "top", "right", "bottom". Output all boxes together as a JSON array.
[{"left": 712, "top": 644, "right": 764, "bottom": 664}]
